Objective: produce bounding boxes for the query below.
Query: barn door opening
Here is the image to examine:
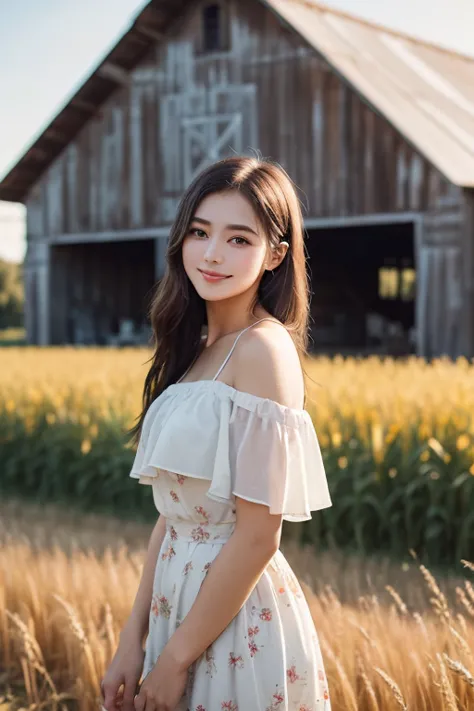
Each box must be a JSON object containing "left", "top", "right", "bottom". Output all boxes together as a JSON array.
[
  {"left": 306, "top": 221, "right": 416, "bottom": 356},
  {"left": 49, "top": 239, "right": 156, "bottom": 345}
]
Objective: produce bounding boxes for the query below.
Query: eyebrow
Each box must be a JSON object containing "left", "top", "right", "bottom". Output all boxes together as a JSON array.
[{"left": 191, "top": 216, "right": 259, "bottom": 237}]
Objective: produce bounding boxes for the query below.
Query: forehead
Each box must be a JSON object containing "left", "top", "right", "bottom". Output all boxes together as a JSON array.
[{"left": 194, "top": 191, "right": 259, "bottom": 229}]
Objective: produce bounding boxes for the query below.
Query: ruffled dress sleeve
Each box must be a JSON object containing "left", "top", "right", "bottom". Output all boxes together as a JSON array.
[{"left": 221, "top": 397, "right": 332, "bottom": 522}]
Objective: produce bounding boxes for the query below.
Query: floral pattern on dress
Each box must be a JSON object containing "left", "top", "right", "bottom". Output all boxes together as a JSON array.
[
  {"left": 183, "top": 561, "right": 194, "bottom": 576},
  {"left": 228, "top": 652, "right": 244, "bottom": 669},
  {"left": 266, "top": 689, "right": 285, "bottom": 710},
  {"left": 161, "top": 544, "right": 176, "bottom": 561},
  {"left": 191, "top": 526, "right": 210, "bottom": 543},
  {"left": 194, "top": 505, "right": 210, "bottom": 523},
  {"left": 170, "top": 490, "right": 180, "bottom": 503},
  {"left": 151, "top": 593, "right": 172, "bottom": 619}
]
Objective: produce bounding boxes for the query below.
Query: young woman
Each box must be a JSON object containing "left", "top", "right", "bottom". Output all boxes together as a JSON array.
[{"left": 101, "top": 156, "right": 333, "bottom": 711}]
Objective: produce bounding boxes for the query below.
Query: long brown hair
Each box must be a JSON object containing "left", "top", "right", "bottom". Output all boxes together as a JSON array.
[{"left": 129, "top": 156, "right": 312, "bottom": 445}]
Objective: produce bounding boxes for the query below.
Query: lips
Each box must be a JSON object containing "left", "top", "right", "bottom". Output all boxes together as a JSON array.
[{"left": 199, "top": 269, "right": 231, "bottom": 279}]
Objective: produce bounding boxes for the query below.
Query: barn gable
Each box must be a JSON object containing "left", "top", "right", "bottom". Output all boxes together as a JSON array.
[{"left": 1, "top": 0, "right": 474, "bottom": 203}]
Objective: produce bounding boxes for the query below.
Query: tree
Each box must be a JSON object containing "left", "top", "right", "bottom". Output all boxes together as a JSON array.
[{"left": 0, "top": 259, "right": 24, "bottom": 329}]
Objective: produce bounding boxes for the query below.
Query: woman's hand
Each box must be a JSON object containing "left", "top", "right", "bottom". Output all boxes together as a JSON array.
[
  {"left": 133, "top": 648, "right": 189, "bottom": 711},
  {"left": 101, "top": 633, "right": 145, "bottom": 711}
]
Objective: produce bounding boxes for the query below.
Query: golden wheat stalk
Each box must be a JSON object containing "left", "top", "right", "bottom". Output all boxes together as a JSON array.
[
  {"left": 53, "top": 594, "right": 101, "bottom": 692},
  {"left": 419, "top": 564, "right": 450, "bottom": 622},
  {"left": 443, "top": 653, "right": 474, "bottom": 689},
  {"left": 437, "top": 653, "right": 460, "bottom": 710},
  {"left": 374, "top": 666, "right": 408, "bottom": 710},
  {"left": 385, "top": 585, "right": 409, "bottom": 615},
  {"left": 356, "top": 652, "right": 378, "bottom": 711},
  {"left": 456, "top": 587, "right": 474, "bottom": 617},
  {"left": 5, "top": 609, "right": 58, "bottom": 700},
  {"left": 461, "top": 560, "right": 474, "bottom": 574}
]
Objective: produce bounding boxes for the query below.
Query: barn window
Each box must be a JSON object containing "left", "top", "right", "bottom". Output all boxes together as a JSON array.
[{"left": 202, "top": 3, "right": 227, "bottom": 53}]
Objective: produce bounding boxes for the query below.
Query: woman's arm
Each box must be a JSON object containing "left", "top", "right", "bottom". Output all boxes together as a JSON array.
[
  {"left": 120, "top": 513, "right": 167, "bottom": 645},
  {"left": 163, "top": 327, "right": 296, "bottom": 669}
]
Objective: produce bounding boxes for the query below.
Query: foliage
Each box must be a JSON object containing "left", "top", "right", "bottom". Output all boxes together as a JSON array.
[
  {"left": 1, "top": 348, "right": 474, "bottom": 566},
  {"left": 0, "top": 258, "right": 24, "bottom": 329}
]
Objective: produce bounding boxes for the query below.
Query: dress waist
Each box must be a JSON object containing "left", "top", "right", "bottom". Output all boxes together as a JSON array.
[{"left": 165, "top": 518, "right": 235, "bottom": 544}]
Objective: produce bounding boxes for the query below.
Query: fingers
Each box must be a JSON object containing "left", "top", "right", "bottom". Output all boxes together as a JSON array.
[
  {"left": 133, "top": 691, "right": 146, "bottom": 711},
  {"left": 102, "top": 683, "right": 122, "bottom": 711},
  {"left": 122, "top": 680, "right": 140, "bottom": 711}
]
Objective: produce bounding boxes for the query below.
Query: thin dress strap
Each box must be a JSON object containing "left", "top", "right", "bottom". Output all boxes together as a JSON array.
[{"left": 212, "top": 317, "right": 280, "bottom": 382}]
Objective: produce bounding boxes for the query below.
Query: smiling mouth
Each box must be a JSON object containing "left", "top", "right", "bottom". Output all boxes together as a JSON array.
[{"left": 198, "top": 269, "right": 231, "bottom": 279}]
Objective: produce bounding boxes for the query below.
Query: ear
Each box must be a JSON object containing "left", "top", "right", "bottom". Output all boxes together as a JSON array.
[{"left": 266, "top": 241, "right": 289, "bottom": 271}]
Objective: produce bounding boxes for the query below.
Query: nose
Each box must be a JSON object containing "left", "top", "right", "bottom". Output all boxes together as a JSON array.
[{"left": 203, "top": 235, "right": 223, "bottom": 263}]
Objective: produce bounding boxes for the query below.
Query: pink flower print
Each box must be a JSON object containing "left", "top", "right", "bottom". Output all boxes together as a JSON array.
[
  {"left": 228, "top": 652, "right": 244, "bottom": 669},
  {"left": 287, "top": 665, "right": 301, "bottom": 683},
  {"left": 151, "top": 594, "right": 172, "bottom": 619},
  {"left": 248, "top": 625, "right": 260, "bottom": 638},
  {"left": 278, "top": 587, "right": 285, "bottom": 594},
  {"left": 196, "top": 706, "right": 207, "bottom": 711},
  {"left": 324, "top": 689, "right": 329, "bottom": 700},
  {"left": 194, "top": 505, "right": 210, "bottom": 523},
  {"left": 169, "top": 490, "right": 180, "bottom": 503},
  {"left": 161, "top": 544, "right": 176, "bottom": 561},
  {"left": 176, "top": 474, "right": 186, "bottom": 485},
  {"left": 151, "top": 594, "right": 160, "bottom": 618},
  {"left": 299, "top": 706, "right": 312, "bottom": 711},
  {"left": 192, "top": 526, "right": 210, "bottom": 543},
  {"left": 203, "top": 561, "right": 212, "bottom": 577},
  {"left": 221, "top": 702, "right": 238, "bottom": 711},
  {"left": 169, "top": 525, "right": 178, "bottom": 541},
  {"left": 251, "top": 604, "right": 272, "bottom": 622},
  {"left": 183, "top": 561, "right": 194, "bottom": 576},
  {"left": 265, "top": 690, "right": 285, "bottom": 710},
  {"left": 318, "top": 669, "right": 325, "bottom": 682},
  {"left": 248, "top": 640, "right": 259, "bottom": 657}
]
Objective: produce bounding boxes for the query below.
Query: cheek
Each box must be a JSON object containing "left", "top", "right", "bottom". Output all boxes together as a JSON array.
[
  {"left": 233, "top": 247, "right": 266, "bottom": 279},
  {"left": 181, "top": 238, "right": 200, "bottom": 271}
]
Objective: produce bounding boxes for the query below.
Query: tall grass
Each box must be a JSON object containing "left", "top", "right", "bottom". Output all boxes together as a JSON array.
[
  {"left": 1, "top": 349, "right": 474, "bottom": 565},
  {"left": 1, "top": 500, "right": 474, "bottom": 710}
]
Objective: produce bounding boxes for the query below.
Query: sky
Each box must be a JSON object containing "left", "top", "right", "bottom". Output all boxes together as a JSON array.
[{"left": 0, "top": 0, "right": 473, "bottom": 263}]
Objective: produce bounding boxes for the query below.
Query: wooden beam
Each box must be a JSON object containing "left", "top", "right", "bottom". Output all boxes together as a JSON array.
[
  {"left": 304, "top": 211, "right": 421, "bottom": 229},
  {"left": 48, "top": 227, "right": 171, "bottom": 245},
  {"left": 71, "top": 98, "right": 98, "bottom": 113},
  {"left": 97, "top": 62, "right": 131, "bottom": 86},
  {"left": 134, "top": 24, "right": 165, "bottom": 43}
]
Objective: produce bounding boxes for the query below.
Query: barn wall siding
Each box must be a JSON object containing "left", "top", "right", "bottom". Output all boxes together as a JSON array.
[{"left": 26, "top": 0, "right": 458, "bottom": 238}]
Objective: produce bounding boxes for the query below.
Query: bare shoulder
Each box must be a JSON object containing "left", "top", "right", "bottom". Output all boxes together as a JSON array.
[{"left": 232, "top": 319, "right": 305, "bottom": 409}]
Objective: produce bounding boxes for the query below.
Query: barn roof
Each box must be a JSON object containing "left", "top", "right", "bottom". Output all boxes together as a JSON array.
[{"left": 2, "top": 0, "right": 474, "bottom": 203}]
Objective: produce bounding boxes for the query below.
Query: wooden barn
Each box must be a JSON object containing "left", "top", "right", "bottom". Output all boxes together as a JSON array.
[{"left": 1, "top": 0, "right": 473, "bottom": 357}]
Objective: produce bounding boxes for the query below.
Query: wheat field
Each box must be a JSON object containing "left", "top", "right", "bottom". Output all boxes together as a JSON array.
[
  {"left": 1, "top": 498, "right": 474, "bottom": 711},
  {"left": 2, "top": 348, "right": 474, "bottom": 564}
]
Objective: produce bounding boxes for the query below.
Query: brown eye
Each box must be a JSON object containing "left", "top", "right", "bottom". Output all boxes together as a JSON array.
[{"left": 190, "top": 228, "right": 207, "bottom": 238}]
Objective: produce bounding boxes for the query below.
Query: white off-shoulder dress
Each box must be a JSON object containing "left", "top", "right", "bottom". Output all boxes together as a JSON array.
[{"left": 129, "top": 318, "right": 333, "bottom": 711}]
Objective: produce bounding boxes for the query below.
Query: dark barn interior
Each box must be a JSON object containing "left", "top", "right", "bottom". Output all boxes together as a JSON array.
[
  {"left": 50, "top": 240, "right": 156, "bottom": 345},
  {"left": 306, "top": 222, "right": 416, "bottom": 356}
]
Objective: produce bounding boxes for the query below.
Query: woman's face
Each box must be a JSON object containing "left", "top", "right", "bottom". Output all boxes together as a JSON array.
[{"left": 182, "top": 191, "right": 271, "bottom": 302}]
